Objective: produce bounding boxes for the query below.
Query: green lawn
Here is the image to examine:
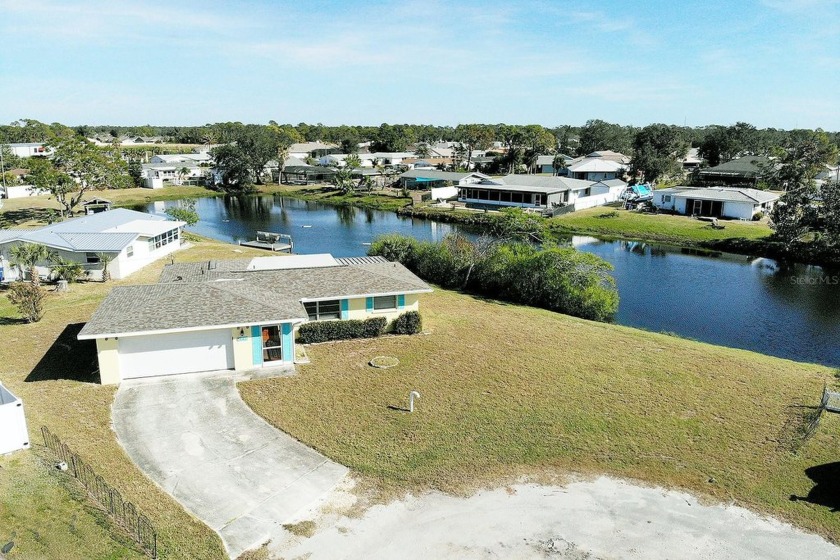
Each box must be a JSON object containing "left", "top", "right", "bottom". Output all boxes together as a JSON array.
[
  {"left": 239, "top": 288, "right": 840, "bottom": 542},
  {"left": 270, "top": 184, "right": 412, "bottom": 211},
  {"left": 0, "top": 237, "right": 270, "bottom": 560},
  {"left": 548, "top": 205, "right": 773, "bottom": 244}
]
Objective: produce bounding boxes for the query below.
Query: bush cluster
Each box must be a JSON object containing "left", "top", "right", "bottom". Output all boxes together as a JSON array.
[
  {"left": 297, "top": 317, "right": 386, "bottom": 344},
  {"left": 392, "top": 311, "right": 422, "bottom": 334},
  {"left": 369, "top": 233, "right": 619, "bottom": 322}
]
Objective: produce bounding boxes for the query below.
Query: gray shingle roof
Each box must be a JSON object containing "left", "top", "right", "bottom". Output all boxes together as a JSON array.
[
  {"left": 699, "top": 156, "right": 771, "bottom": 177},
  {"left": 78, "top": 282, "right": 308, "bottom": 338},
  {"left": 80, "top": 257, "right": 432, "bottom": 338}
]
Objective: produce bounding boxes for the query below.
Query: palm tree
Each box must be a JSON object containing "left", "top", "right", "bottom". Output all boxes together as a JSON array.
[
  {"left": 552, "top": 154, "right": 567, "bottom": 176},
  {"left": 177, "top": 166, "right": 190, "bottom": 185},
  {"left": 9, "top": 243, "right": 52, "bottom": 285},
  {"left": 49, "top": 256, "right": 85, "bottom": 283},
  {"left": 97, "top": 252, "right": 114, "bottom": 282}
]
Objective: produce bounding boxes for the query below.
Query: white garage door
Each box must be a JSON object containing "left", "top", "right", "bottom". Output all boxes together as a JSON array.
[{"left": 119, "top": 329, "right": 234, "bottom": 379}]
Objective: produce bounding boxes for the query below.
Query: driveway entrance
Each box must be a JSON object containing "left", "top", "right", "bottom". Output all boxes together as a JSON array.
[{"left": 112, "top": 374, "right": 348, "bottom": 558}]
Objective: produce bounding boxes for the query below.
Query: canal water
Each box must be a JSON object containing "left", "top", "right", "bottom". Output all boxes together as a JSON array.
[{"left": 139, "top": 195, "right": 840, "bottom": 367}]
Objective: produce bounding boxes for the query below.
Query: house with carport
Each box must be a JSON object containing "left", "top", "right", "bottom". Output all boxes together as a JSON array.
[
  {"left": 0, "top": 208, "right": 185, "bottom": 281},
  {"left": 77, "top": 254, "right": 432, "bottom": 384}
]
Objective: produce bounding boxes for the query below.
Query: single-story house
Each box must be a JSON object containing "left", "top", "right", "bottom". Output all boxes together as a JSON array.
[
  {"left": 565, "top": 157, "right": 625, "bottom": 182},
  {"left": 457, "top": 175, "right": 627, "bottom": 211},
  {"left": 289, "top": 142, "right": 339, "bottom": 160},
  {"left": 6, "top": 143, "right": 53, "bottom": 158},
  {"left": 280, "top": 165, "right": 337, "bottom": 185},
  {"left": 652, "top": 186, "right": 780, "bottom": 219},
  {"left": 0, "top": 208, "right": 185, "bottom": 281},
  {"left": 696, "top": 156, "right": 771, "bottom": 187},
  {"left": 150, "top": 153, "right": 213, "bottom": 165},
  {"left": 2, "top": 184, "right": 46, "bottom": 199},
  {"left": 536, "top": 154, "right": 575, "bottom": 174},
  {"left": 77, "top": 254, "right": 432, "bottom": 384},
  {"left": 399, "top": 170, "right": 490, "bottom": 190},
  {"left": 142, "top": 162, "right": 207, "bottom": 188}
]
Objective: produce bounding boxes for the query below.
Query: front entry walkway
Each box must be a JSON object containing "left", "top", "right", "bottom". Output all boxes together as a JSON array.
[{"left": 112, "top": 374, "right": 348, "bottom": 558}]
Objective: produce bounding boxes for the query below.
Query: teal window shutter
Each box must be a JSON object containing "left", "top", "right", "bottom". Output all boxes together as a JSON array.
[
  {"left": 282, "top": 323, "right": 293, "bottom": 362},
  {"left": 340, "top": 299, "right": 349, "bottom": 320},
  {"left": 398, "top": 294, "right": 405, "bottom": 309},
  {"left": 366, "top": 297, "right": 373, "bottom": 312},
  {"left": 251, "top": 326, "right": 263, "bottom": 365}
]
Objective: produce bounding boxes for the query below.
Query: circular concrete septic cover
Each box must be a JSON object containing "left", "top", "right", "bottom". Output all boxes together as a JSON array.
[{"left": 369, "top": 356, "right": 399, "bottom": 369}]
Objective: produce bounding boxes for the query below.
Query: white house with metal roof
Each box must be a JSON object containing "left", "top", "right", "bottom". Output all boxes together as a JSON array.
[
  {"left": 457, "top": 175, "right": 627, "bottom": 211},
  {"left": 6, "top": 143, "right": 53, "bottom": 158},
  {"left": 77, "top": 254, "right": 432, "bottom": 384},
  {"left": 652, "top": 186, "right": 780, "bottom": 220},
  {"left": 0, "top": 208, "right": 185, "bottom": 282}
]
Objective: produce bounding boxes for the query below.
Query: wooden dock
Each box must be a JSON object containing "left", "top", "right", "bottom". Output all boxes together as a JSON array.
[{"left": 239, "top": 231, "right": 293, "bottom": 253}]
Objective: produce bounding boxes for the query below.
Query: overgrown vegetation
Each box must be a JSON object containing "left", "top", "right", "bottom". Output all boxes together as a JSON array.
[
  {"left": 369, "top": 233, "right": 618, "bottom": 322},
  {"left": 297, "top": 317, "right": 387, "bottom": 344},
  {"left": 6, "top": 281, "right": 45, "bottom": 322}
]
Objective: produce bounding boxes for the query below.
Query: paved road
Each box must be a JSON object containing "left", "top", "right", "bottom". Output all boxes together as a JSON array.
[{"left": 112, "top": 374, "right": 348, "bottom": 558}]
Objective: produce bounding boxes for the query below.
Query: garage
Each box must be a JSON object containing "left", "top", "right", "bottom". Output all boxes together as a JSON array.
[{"left": 119, "top": 329, "right": 234, "bottom": 379}]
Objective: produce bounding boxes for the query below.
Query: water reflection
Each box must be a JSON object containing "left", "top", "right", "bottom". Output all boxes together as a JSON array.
[{"left": 137, "top": 198, "right": 840, "bottom": 367}]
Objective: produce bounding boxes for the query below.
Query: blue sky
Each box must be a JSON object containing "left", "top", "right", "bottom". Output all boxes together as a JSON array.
[{"left": 1, "top": 0, "right": 838, "bottom": 129}]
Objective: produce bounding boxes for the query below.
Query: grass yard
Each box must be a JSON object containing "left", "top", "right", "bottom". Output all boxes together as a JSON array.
[
  {"left": 548, "top": 205, "right": 773, "bottom": 245},
  {"left": 271, "top": 184, "right": 412, "bottom": 211},
  {"left": 239, "top": 288, "right": 840, "bottom": 542},
  {"left": 0, "top": 237, "right": 269, "bottom": 560}
]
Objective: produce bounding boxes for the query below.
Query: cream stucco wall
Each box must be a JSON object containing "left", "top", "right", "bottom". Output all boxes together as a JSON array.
[
  {"left": 231, "top": 327, "right": 253, "bottom": 370},
  {"left": 96, "top": 338, "right": 121, "bottom": 385},
  {"left": 344, "top": 294, "right": 419, "bottom": 325}
]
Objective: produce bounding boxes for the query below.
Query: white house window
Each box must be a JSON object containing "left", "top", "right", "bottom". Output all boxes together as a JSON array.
[
  {"left": 304, "top": 300, "right": 341, "bottom": 321},
  {"left": 126, "top": 245, "right": 134, "bottom": 258},
  {"left": 664, "top": 195, "right": 672, "bottom": 202},
  {"left": 373, "top": 295, "right": 397, "bottom": 311},
  {"left": 86, "top": 253, "right": 100, "bottom": 264},
  {"left": 148, "top": 228, "right": 180, "bottom": 251}
]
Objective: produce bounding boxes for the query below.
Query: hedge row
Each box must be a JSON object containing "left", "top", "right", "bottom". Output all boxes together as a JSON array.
[
  {"left": 296, "top": 311, "right": 423, "bottom": 344},
  {"left": 298, "top": 317, "right": 386, "bottom": 344}
]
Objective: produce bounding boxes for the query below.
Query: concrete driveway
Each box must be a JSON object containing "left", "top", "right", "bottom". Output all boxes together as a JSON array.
[{"left": 112, "top": 373, "right": 348, "bottom": 558}]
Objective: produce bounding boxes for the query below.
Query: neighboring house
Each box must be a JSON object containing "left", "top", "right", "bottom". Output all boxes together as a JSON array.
[
  {"left": 399, "top": 170, "right": 490, "bottom": 191},
  {"left": 77, "top": 254, "right": 432, "bottom": 384},
  {"left": 319, "top": 152, "right": 415, "bottom": 168},
  {"left": 652, "top": 186, "right": 780, "bottom": 219},
  {"left": 150, "top": 153, "right": 213, "bottom": 165},
  {"left": 3, "top": 184, "right": 46, "bottom": 200},
  {"left": 536, "top": 154, "right": 575, "bottom": 174},
  {"left": 696, "top": 156, "right": 771, "bottom": 187},
  {"left": 289, "top": 142, "right": 339, "bottom": 160},
  {"left": 682, "top": 148, "right": 702, "bottom": 171},
  {"left": 142, "top": 162, "right": 207, "bottom": 188},
  {"left": 280, "top": 165, "right": 336, "bottom": 185},
  {"left": 457, "top": 175, "right": 627, "bottom": 212},
  {"left": 0, "top": 208, "right": 185, "bottom": 281},
  {"left": 565, "top": 157, "right": 625, "bottom": 182},
  {"left": 6, "top": 143, "right": 53, "bottom": 158}
]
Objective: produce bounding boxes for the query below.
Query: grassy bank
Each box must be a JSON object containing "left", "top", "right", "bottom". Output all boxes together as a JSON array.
[
  {"left": 0, "top": 237, "right": 268, "bottom": 559},
  {"left": 240, "top": 288, "right": 840, "bottom": 542},
  {"left": 548, "top": 205, "right": 774, "bottom": 244},
  {"left": 268, "top": 184, "right": 412, "bottom": 211}
]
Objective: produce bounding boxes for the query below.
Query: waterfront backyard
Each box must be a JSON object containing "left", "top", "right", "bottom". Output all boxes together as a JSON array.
[{"left": 1, "top": 200, "right": 839, "bottom": 558}]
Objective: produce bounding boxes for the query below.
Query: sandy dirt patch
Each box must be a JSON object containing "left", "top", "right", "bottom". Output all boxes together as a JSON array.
[{"left": 271, "top": 476, "right": 840, "bottom": 559}]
